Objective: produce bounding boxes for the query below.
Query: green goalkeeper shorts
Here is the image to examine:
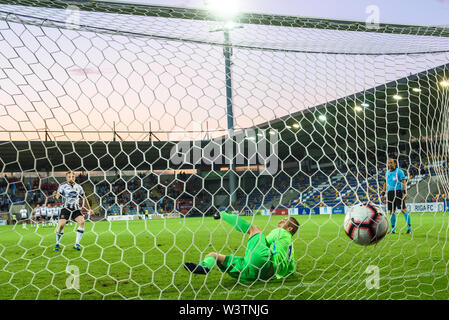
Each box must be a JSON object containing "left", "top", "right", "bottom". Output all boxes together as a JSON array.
[{"left": 218, "top": 233, "right": 274, "bottom": 282}]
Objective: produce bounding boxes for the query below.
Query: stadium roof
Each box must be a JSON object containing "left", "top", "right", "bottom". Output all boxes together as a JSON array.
[
  {"left": 251, "top": 61, "right": 449, "bottom": 165},
  {"left": 1, "top": 62, "right": 447, "bottom": 172}
]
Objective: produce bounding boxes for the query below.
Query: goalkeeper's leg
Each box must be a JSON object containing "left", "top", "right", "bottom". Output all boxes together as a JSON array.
[
  {"left": 184, "top": 252, "right": 227, "bottom": 275},
  {"left": 184, "top": 223, "right": 262, "bottom": 275},
  {"left": 214, "top": 211, "right": 255, "bottom": 234}
]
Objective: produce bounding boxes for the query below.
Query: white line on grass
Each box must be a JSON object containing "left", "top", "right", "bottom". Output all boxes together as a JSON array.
[{"left": 222, "top": 271, "right": 446, "bottom": 296}]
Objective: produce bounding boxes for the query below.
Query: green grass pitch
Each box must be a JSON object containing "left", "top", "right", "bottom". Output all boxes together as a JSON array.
[{"left": 0, "top": 212, "right": 448, "bottom": 300}]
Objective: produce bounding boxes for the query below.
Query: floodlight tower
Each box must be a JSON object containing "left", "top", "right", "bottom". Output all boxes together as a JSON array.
[{"left": 206, "top": 0, "right": 242, "bottom": 208}]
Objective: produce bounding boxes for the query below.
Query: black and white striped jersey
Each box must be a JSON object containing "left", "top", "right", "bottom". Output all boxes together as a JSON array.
[
  {"left": 20, "top": 209, "right": 28, "bottom": 219},
  {"left": 57, "top": 183, "right": 85, "bottom": 210}
]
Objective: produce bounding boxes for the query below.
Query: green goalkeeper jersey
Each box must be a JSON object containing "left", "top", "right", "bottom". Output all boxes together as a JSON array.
[{"left": 266, "top": 228, "right": 295, "bottom": 279}]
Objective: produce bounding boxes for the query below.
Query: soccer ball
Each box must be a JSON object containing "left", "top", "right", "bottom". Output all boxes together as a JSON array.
[{"left": 344, "top": 203, "right": 388, "bottom": 246}]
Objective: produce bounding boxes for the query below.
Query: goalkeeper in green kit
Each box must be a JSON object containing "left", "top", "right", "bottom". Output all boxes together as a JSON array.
[{"left": 183, "top": 211, "right": 299, "bottom": 282}]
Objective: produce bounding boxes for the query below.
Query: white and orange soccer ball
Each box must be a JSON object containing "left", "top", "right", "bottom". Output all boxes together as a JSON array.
[{"left": 344, "top": 203, "right": 389, "bottom": 246}]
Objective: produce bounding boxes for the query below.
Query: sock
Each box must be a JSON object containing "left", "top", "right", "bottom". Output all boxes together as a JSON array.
[
  {"left": 390, "top": 214, "right": 397, "bottom": 231},
  {"left": 220, "top": 211, "right": 251, "bottom": 234},
  {"left": 200, "top": 256, "right": 216, "bottom": 270},
  {"left": 76, "top": 228, "right": 84, "bottom": 245},
  {"left": 403, "top": 211, "right": 411, "bottom": 230},
  {"left": 56, "top": 231, "right": 63, "bottom": 245}
]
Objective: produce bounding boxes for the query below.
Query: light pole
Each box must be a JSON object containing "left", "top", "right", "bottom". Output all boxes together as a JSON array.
[
  {"left": 224, "top": 28, "right": 236, "bottom": 207},
  {"left": 220, "top": 24, "right": 242, "bottom": 208},
  {"left": 206, "top": 1, "right": 242, "bottom": 209}
]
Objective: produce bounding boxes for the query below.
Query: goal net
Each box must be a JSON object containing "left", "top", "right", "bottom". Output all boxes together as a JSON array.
[{"left": 0, "top": 0, "right": 449, "bottom": 300}]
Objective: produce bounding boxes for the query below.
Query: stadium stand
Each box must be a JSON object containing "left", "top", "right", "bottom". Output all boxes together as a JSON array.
[{"left": 0, "top": 154, "right": 447, "bottom": 217}]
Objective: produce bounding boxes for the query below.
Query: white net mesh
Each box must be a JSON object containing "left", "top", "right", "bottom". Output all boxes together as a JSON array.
[{"left": 0, "top": 0, "right": 449, "bottom": 300}]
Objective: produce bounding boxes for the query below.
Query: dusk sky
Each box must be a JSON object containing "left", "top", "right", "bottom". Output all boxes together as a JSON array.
[{"left": 0, "top": 1, "right": 448, "bottom": 142}]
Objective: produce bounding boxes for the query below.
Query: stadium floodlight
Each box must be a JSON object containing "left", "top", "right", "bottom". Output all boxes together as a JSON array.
[
  {"left": 224, "top": 21, "right": 237, "bottom": 30},
  {"left": 318, "top": 115, "right": 327, "bottom": 121},
  {"left": 292, "top": 123, "right": 301, "bottom": 129},
  {"left": 205, "top": 0, "right": 240, "bottom": 22},
  {"left": 361, "top": 103, "right": 370, "bottom": 107},
  {"left": 393, "top": 94, "right": 402, "bottom": 100},
  {"left": 354, "top": 106, "right": 363, "bottom": 112},
  {"left": 412, "top": 88, "right": 422, "bottom": 92},
  {"left": 440, "top": 80, "right": 449, "bottom": 87}
]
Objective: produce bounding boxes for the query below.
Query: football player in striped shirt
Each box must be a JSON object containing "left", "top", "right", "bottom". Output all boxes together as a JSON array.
[
  {"left": 19, "top": 205, "right": 28, "bottom": 229},
  {"left": 40, "top": 202, "right": 48, "bottom": 227},
  {"left": 53, "top": 172, "right": 92, "bottom": 252},
  {"left": 47, "top": 202, "right": 57, "bottom": 227},
  {"left": 53, "top": 203, "right": 60, "bottom": 226},
  {"left": 32, "top": 204, "right": 41, "bottom": 226}
]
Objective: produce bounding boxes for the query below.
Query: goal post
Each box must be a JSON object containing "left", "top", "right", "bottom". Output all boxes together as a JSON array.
[{"left": 0, "top": 0, "right": 449, "bottom": 300}]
